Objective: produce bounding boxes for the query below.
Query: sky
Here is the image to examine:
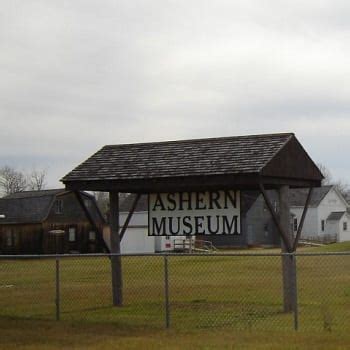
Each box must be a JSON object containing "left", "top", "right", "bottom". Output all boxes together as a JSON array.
[{"left": 1, "top": 0, "right": 350, "bottom": 188}]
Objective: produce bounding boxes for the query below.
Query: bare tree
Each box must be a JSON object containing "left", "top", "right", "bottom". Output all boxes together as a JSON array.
[
  {"left": 93, "top": 191, "right": 110, "bottom": 219},
  {"left": 0, "top": 166, "right": 28, "bottom": 196},
  {"left": 28, "top": 168, "right": 47, "bottom": 190},
  {"left": 317, "top": 163, "right": 350, "bottom": 198},
  {"left": 317, "top": 163, "right": 333, "bottom": 185}
]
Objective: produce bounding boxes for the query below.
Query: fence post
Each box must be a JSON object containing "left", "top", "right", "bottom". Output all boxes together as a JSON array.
[
  {"left": 164, "top": 255, "right": 170, "bottom": 328},
  {"left": 55, "top": 257, "right": 60, "bottom": 321}
]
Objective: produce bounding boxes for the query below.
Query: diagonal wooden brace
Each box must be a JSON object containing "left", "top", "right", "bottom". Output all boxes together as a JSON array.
[
  {"left": 74, "top": 191, "right": 110, "bottom": 253},
  {"left": 259, "top": 182, "right": 293, "bottom": 252},
  {"left": 292, "top": 187, "right": 313, "bottom": 251},
  {"left": 120, "top": 194, "right": 141, "bottom": 241}
]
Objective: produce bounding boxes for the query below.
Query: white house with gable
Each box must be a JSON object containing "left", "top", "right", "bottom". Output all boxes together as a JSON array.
[{"left": 290, "top": 185, "right": 350, "bottom": 242}]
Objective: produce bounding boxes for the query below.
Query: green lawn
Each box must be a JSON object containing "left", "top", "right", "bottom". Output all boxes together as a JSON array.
[
  {"left": 1, "top": 319, "right": 350, "bottom": 350},
  {"left": 0, "top": 244, "right": 349, "bottom": 348}
]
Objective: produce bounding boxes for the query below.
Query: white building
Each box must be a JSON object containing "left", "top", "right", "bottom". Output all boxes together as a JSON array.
[{"left": 290, "top": 186, "right": 350, "bottom": 242}]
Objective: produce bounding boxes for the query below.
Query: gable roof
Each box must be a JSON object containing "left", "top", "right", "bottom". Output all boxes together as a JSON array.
[
  {"left": 0, "top": 189, "right": 104, "bottom": 225},
  {"left": 62, "top": 133, "right": 323, "bottom": 193},
  {"left": 0, "top": 189, "right": 66, "bottom": 224},
  {"left": 327, "top": 211, "right": 346, "bottom": 221},
  {"left": 4, "top": 189, "right": 66, "bottom": 200},
  {"left": 63, "top": 133, "right": 293, "bottom": 181},
  {"left": 290, "top": 186, "right": 333, "bottom": 207}
]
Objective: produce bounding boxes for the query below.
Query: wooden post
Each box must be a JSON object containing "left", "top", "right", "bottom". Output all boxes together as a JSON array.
[
  {"left": 279, "top": 185, "right": 297, "bottom": 313},
  {"left": 109, "top": 191, "right": 123, "bottom": 306}
]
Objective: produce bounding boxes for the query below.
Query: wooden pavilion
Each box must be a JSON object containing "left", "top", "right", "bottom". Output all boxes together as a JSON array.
[{"left": 62, "top": 132, "right": 323, "bottom": 311}]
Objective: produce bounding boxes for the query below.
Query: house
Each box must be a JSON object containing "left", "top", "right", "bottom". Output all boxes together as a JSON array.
[
  {"left": 290, "top": 185, "right": 350, "bottom": 242},
  {"left": 0, "top": 189, "right": 105, "bottom": 254}
]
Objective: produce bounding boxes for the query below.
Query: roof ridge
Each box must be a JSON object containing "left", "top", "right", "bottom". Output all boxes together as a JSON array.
[
  {"left": 103, "top": 132, "right": 295, "bottom": 148},
  {"left": 4, "top": 188, "right": 65, "bottom": 198}
]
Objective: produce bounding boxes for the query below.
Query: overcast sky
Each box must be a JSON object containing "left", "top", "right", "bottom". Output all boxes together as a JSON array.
[{"left": 1, "top": 0, "right": 350, "bottom": 188}]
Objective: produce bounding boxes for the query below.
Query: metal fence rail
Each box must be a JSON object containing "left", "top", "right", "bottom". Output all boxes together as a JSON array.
[{"left": 0, "top": 252, "right": 349, "bottom": 331}]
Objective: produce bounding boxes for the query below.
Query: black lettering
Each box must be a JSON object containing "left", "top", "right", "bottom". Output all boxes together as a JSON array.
[
  {"left": 222, "top": 215, "right": 238, "bottom": 234},
  {"left": 224, "top": 190, "right": 237, "bottom": 209},
  {"left": 195, "top": 192, "right": 207, "bottom": 210},
  {"left": 152, "top": 217, "right": 167, "bottom": 235},
  {"left": 152, "top": 194, "right": 166, "bottom": 211},
  {"left": 209, "top": 191, "right": 221, "bottom": 209},
  {"left": 179, "top": 192, "right": 192, "bottom": 210},
  {"left": 194, "top": 216, "right": 205, "bottom": 234},
  {"left": 207, "top": 215, "right": 220, "bottom": 234},
  {"left": 169, "top": 217, "right": 181, "bottom": 235},
  {"left": 167, "top": 193, "right": 177, "bottom": 211},
  {"left": 183, "top": 216, "right": 193, "bottom": 235}
]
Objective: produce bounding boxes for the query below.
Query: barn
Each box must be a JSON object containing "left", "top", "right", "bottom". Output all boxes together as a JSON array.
[{"left": 0, "top": 189, "right": 106, "bottom": 254}]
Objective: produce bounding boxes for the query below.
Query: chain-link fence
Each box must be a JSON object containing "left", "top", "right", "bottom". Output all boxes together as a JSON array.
[{"left": 0, "top": 252, "right": 349, "bottom": 332}]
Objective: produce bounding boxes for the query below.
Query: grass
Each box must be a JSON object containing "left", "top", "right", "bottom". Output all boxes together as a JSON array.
[
  {"left": 0, "top": 243, "right": 349, "bottom": 348},
  {"left": 1, "top": 319, "right": 350, "bottom": 349},
  {"left": 303, "top": 241, "right": 350, "bottom": 252}
]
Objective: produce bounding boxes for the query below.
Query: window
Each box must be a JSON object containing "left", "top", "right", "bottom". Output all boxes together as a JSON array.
[
  {"left": 343, "top": 222, "right": 348, "bottom": 231},
  {"left": 5, "top": 230, "right": 13, "bottom": 247},
  {"left": 68, "top": 227, "right": 76, "bottom": 242},
  {"left": 89, "top": 231, "right": 96, "bottom": 241},
  {"left": 55, "top": 200, "right": 63, "bottom": 214},
  {"left": 293, "top": 218, "right": 298, "bottom": 232},
  {"left": 321, "top": 220, "right": 325, "bottom": 232},
  {"left": 5, "top": 230, "right": 17, "bottom": 247}
]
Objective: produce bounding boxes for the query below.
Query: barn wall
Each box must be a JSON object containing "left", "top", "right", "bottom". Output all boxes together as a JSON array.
[
  {"left": 42, "top": 192, "right": 104, "bottom": 254},
  {"left": 0, "top": 223, "right": 43, "bottom": 254},
  {"left": 42, "top": 222, "right": 102, "bottom": 254},
  {"left": 245, "top": 194, "right": 280, "bottom": 246}
]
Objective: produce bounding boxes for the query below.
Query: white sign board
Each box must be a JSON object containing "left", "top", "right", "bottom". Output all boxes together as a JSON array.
[{"left": 148, "top": 190, "right": 240, "bottom": 236}]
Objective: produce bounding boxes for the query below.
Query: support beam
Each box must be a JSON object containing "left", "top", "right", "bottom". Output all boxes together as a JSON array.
[
  {"left": 120, "top": 194, "right": 141, "bottom": 241},
  {"left": 292, "top": 187, "right": 313, "bottom": 251},
  {"left": 259, "top": 183, "right": 292, "bottom": 252},
  {"left": 109, "top": 191, "right": 123, "bottom": 306},
  {"left": 279, "top": 185, "right": 297, "bottom": 313},
  {"left": 74, "top": 191, "right": 110, "bottom": 253},
  {"left": 260, "top": 183, "right": 297, "bottom": 313}
]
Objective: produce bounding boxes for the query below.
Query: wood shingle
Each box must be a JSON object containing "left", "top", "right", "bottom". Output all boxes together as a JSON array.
[{"left": 62, "top": 133, "right": 323, "bottom": 193}]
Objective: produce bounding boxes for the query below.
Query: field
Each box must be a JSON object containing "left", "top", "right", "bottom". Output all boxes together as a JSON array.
[{"left": 0, "top": 244, "right": 350, "bottom": 349}]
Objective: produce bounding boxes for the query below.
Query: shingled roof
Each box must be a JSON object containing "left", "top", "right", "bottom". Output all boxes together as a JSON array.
[
  {"left": 0, "top": 189, "right": 64, "bottom": 224},
  {"left": 62, "top": 133, "right": 323, "bottom": 192},
  {"left": 327, "top": 212, "right": 346, "bottom": 221},
  {"left": 290, "top": 186, "right": 333, "bottom": 207},
  {"left": 0, "top": 189, "right": 104, "bottom": 225}
]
